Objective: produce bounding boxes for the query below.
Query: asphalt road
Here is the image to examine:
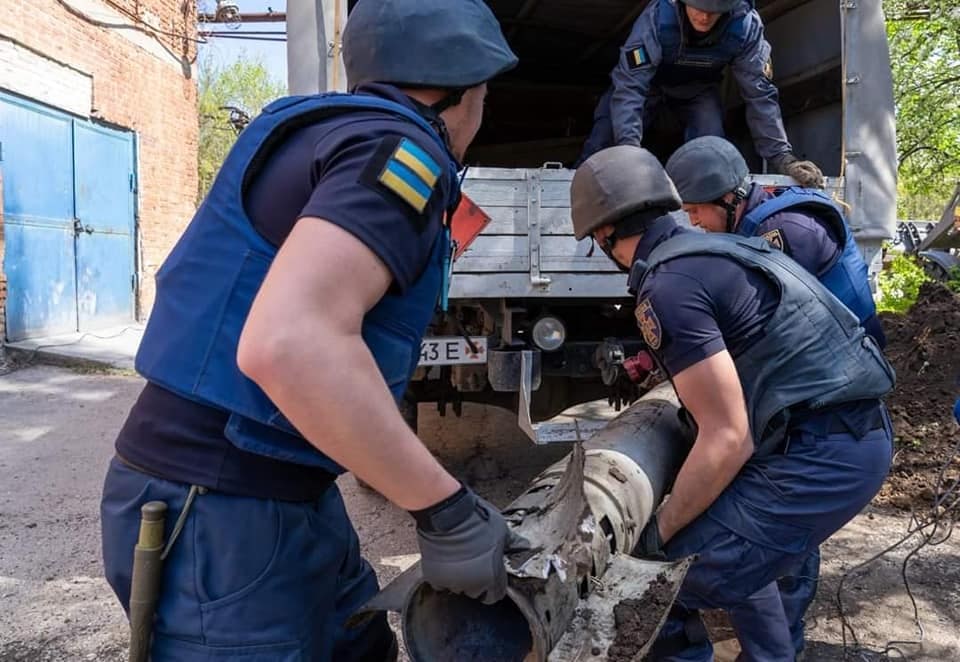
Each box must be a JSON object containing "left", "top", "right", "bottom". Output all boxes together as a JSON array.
[{"left": 1, "top": 365, "right": 957, "bottom": 661}]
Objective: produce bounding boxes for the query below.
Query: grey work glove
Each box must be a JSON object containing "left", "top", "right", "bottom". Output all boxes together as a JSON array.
[
  {"left": 770, "top": 152, "right": 825, "bottom": 189},
  {"left": 411, "top": 485, "right": 527, "bottom": 605},
  {"left": 632, "top": 514, "right": 667, "bottom": 561}
]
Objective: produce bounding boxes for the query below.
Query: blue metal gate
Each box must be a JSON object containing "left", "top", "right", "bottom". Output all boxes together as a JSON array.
[
  {"left": 74, "top": 122, "right": 137, "bottom": 331},
  {"left": 1, "top": 93, "right": 136, "bottom": 341}
]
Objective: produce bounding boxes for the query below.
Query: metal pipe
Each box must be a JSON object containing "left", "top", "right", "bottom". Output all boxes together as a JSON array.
[{"left": 396, "top": 382, "right": 695, "bottom": 661}]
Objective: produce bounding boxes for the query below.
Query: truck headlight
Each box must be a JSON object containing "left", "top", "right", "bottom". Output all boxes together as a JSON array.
[{"left": 532, "top": 316, "right": 566, "bottom": 352}]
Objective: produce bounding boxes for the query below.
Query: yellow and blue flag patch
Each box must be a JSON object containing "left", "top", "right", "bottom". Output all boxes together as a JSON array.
[
  {"left": 627, "top": 45, "right": 650, "bottom": 69},
  {"left": 376, "top": 137, "right": 441, "bottom": 214}
]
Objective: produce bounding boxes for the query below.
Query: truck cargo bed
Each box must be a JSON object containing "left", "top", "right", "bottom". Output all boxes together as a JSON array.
[{"left": 453, "top": 167, "right": 850, "bottom": 300}]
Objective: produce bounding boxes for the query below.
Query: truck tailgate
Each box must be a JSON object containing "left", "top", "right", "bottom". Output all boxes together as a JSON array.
[
  {"left": 451, "top": 167, "right": 848, "bottom": 300},
  {"left": 453, "top": 166, "right": 629, "bottom": 300}
]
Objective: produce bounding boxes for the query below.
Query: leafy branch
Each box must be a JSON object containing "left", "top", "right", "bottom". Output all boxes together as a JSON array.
[
  {"left": 197, "top": 53, "right": 286, "bottom": 201},
  {"left": 885, "top": 0, "right": 960, "bottom": 217}
]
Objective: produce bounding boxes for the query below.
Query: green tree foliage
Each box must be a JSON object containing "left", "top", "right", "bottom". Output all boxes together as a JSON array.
[
  {"left": 198, "top": 53, "right": 286, "bottom": 201},
  {"left": 877, "top": 252, "right": 931, "bottom": 312},
  {"left": 945, "top": 265, "right": 960, "bottom": 293},
  {"left": 885, "top": 1, "right": 960, "bottom": 219}
]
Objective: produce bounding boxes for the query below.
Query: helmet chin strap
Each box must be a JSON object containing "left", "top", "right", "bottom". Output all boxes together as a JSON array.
[
  {"left": 592, "top": 208, "right": 668, "bottom": 272},
  {"left": 712, "top": 184, "right": 748, "bottom": 233},
  {"left": 430, "top": 89, "right": 466, "bottom": 114},
  {"left": 408, "top": 89, "right": 467, "bottom": 154}
]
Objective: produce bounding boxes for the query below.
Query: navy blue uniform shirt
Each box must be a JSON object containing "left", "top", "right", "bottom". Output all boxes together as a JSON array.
[
  {"left": 633, "top": 214, "right": 880, "bottom": 441},
  {"left": 246, "top": 83, "right": 452, "bottom": 292},
  {"left": 742, "top": 185, "right": 842, "bottom": 279},
  {"left": 634, "top": 215, "right": 778, "bottom": 376},
  {"left": 609, "top": 0, "right": 790, "bottom": 159},
  {"left": 117, "top": 84, "right": 452, "bottom": 500}
]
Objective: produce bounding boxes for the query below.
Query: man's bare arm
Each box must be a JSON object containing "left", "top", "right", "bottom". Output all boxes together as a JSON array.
[
  {"left": 237, "top": 217, "right": 460, "bottom": 510},
  {"left": 656, "top": 350, "right": 754, "bottom": 542}
]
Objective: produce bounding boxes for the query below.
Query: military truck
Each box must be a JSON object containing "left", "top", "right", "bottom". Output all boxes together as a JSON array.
[{"left": 286, "top": 0, "right": 897, "bottom": 443}]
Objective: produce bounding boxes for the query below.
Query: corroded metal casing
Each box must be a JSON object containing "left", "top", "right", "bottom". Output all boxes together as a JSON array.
[{"left": 399, "top": 383, "right": 695, "bottom": 662}]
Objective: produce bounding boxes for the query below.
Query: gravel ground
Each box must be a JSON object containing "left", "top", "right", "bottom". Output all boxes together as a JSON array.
[{"left": 1, "top": 365, "right": 958, "bottom": 660}]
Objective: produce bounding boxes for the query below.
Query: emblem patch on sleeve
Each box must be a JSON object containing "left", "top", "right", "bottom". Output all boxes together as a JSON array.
[
  {"left": 761, "top": 228, "right": 788, "bottom": 252},
  {"left": 635, "top": 298, "right": 662, "bottom": 350},
  {"left": 376, "top": 137, "right": 441, "bottom": 214},
  {"left": 627, "top": 45, "right": 651, "bottom": 69}
]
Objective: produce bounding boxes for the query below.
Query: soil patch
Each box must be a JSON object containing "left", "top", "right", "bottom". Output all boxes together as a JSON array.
[
  {"left": 877, "top": 282, "right": 960, "bottom": 512},
  {"left": 608, "top": 573, "right": 673, "bottom": 662}
]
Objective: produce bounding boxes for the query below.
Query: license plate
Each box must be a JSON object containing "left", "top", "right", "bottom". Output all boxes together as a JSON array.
[{"left": 418, "top": 336, "right": 487, "bottom": 366}]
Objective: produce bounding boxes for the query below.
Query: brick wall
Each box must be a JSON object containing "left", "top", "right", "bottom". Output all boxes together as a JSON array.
[{"left": 0, "top": 0, "right": 198, "bottom": 329}]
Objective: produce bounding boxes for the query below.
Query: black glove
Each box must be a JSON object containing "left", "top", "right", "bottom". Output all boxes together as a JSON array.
[
  {"left": 770, "top": 152, "right": 825, "bottom": 189},
  {"left": 411, "top": 485, "right": 526, "bottom": 605},
  {"left": 632, "top": 514, "right": 667, "bottom": 560}
]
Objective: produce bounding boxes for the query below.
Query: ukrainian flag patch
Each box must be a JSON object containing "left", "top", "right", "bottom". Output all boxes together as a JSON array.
[
  {"left": 627, "top": 45, "right": 650, "bottom": 69},
  {"left": 377, "top": 137, "right": 441, "bottom": 214}
]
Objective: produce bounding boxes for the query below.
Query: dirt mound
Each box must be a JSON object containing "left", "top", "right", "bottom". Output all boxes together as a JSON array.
[{"left": 876, "top": 282, "right": 960, "bottom": 511}]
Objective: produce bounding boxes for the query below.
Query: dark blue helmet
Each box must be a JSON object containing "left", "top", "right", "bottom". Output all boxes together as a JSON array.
[
  {"left": 571, "top": 146, "right": 682, "bottom": 241},
  {"left": 666, "top": 136, "right": 750, "bottom": 204},
  {"left": 684, "top": 0, "right": 740, "bottom": 12},
  {"left": 342, "top": 0, "right": 519, "bottom": 91}
]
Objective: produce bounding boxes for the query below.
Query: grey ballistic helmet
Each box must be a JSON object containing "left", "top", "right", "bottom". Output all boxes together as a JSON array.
[
  {"left": 665, "top": 136, "right": 750, "bottom": 204},
  {"left": 342, "top": 0, "right": 519, "bottom": 91},
  {"left": 683, "top": 0, "right": 740, "bottom": 12},
  {"left": 571, "top": 145, "right": 682, "bottom": 241}
]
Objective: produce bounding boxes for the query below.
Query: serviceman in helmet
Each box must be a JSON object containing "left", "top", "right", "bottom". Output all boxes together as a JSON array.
[
  {"left": 666, "top": 134, "right": 887, "bottom": 658},
  {"left": 570, "top": 145, "right": 894, "bottom": 661},
  {"left": 666, "top": 135, "right": 886, "bottom": 348},
  {"left": 579, "top": 0, "right": 824, "bottom": 189},
  {"left": 100, "top": 1, "right": 519, "bottom": 660}
]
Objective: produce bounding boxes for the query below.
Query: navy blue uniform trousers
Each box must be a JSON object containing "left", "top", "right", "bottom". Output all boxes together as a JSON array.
[
  {"left": 578, "top": 85, "right": 725, "bottom": 165},
  {"left": 651, "top": 408, "right": 893, "bottom": 661},
  {"left": 101, "top": 458, "right": 394, "bottom": 661}
]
